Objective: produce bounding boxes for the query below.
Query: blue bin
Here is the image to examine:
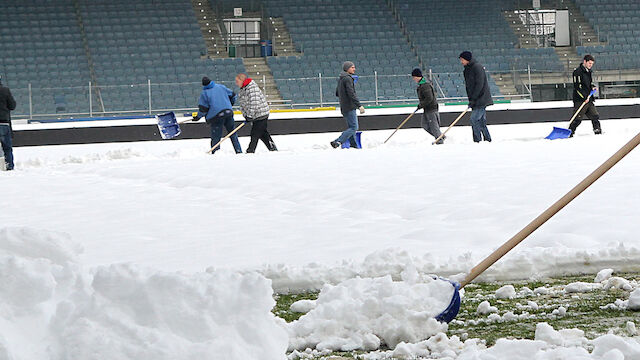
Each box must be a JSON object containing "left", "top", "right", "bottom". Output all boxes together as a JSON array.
[
  {"left": 341, "top": 131, "right": 362, "bottom": 149},
  {"left": 260, "top": 40, "right": 273, "bottom": 57}
]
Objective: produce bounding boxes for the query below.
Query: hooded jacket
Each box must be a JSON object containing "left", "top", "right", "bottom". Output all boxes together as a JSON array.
[
  {"left": 197, "top": 80, "right": 237, "bottom": 121},
  {"left": 463, "top": 59, "right": 493, "bottom": 109},
  {"left": 573, "top": 63, "right": 595, "bottom": 103},
  {"left": 416, "top": 77, "right": 438, "bottom": 113},
  {"left": 237, "top": 79, "right": 270, "bottom": 121},
  {"left": 0, "top": 84, "right": 17, "bottom": 123},
  {"left": 335, "top": 71, "right": 361, "bottom": 112}
]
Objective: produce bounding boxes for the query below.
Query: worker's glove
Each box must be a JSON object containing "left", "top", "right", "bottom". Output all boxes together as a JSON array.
[{"left": 358, "top": 106, "right": 365, "bottom": 114}]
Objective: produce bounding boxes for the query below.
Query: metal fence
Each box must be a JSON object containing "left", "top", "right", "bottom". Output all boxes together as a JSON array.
[{"left": 7, "top": 67, "right": 640, "bottom": 121}]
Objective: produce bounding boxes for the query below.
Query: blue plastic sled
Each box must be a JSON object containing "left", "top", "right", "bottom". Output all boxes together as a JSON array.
[
  {"left": 156, "top": 112, "right": 181, "bottom": 140},
  {"left": 341, "top": 131, "right": 363, "bottom": 149},
  {"left": 545, "top": 126, "right": 572, "bottom": 140}
]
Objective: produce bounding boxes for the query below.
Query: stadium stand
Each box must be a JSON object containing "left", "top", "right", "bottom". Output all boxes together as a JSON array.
[
  {"left": 575, "top": 0, "right": 640, "bottom": 70},
  {"left": 0, "top": 0, "right": 92, "bottom": 116},
  {"left": 392, "top": 0, "right": 564, "bottom": 99},
  {"left": 78, "top": 0, "right": 245, "bottom": 112},
  {"left": 265, "top": 0, "right": 421, "bottom": 105}
]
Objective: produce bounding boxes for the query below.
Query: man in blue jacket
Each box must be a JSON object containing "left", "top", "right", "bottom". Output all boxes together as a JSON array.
[{"left": 193, "top": 77, "right": 242, "bottom": 154}]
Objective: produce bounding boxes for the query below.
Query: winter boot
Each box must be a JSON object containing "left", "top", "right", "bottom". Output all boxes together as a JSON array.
[
  {"left": 330, "top": 140, "right": 341, "bottom": 148},
  {"left": 594, "top": 128, "right": 602, "bottom": 135}
]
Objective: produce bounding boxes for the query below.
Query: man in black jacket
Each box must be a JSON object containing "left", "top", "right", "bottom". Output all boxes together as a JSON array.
[
  {"left": 0, "top": 76, "right": 17, "bottom": 171},
  {"left": 331, "top": 61, "right": 365, "bottom": 148},
  {"left": 569, "top": 54, "right": 601, "bottom": 136},
  {"left": 460, "top": 51, "right": 492, "bottom": 143},
  {"left": 412, "top": 68, "right": 444, "bottom": 144}
]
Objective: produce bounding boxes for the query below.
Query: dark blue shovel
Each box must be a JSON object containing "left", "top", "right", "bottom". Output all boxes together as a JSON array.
[
  {"left": 545, "top": 89, "right": 597, "bottom": 140},
  {"left": 436, "top": 131, "right": 640, "bottom": 322}
]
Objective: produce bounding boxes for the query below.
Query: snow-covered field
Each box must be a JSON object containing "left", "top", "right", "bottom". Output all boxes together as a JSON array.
[{"left": 2, "top": 117, "right": 640, "bottom": 359}]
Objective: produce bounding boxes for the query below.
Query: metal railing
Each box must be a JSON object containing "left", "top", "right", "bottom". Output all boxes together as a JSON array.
[{"left": 7, "top": 66, "right": 640, "bottom": 122}]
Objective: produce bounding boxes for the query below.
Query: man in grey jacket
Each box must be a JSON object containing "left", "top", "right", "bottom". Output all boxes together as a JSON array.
[
  {"left": 331, "top": 61, "right": 365, "bottom": 149},
  {"left": 235, "top": 73, "right": 277, "bottom": 153},
  {"left": 0, "top": 76, "right": 17, "bottom": 171}
]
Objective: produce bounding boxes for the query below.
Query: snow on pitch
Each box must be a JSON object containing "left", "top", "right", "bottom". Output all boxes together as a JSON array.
[{"left": 2, "top": 119, "right": 640, "bottom": 358}]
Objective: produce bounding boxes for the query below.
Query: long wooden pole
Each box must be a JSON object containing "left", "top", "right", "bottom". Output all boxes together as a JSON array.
[
  {"left": 384, "top": 110, "right": 418, "bottom": 144},
  {"left": 460, "top": 131, "right": 640, "bottom": 288},
  {"left": 432, "top": 108, "right": 469, "bottom": 145},
  {"left": 207, "top": 122, "right": 246, "bottom": 154}
]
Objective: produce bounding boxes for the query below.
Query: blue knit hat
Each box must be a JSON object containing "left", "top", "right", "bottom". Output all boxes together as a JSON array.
[
  {"left": 411, "top": 68, "right": 422, "bottom": 77},
  {"left": 459, "top": 51, "right": 472, "bottom": 61}
]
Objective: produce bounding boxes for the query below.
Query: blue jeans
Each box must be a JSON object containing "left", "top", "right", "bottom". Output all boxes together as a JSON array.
[
  {"left": 0, "top": 125, "right": 13, "bottom": 170},
  {"left": 209, "top": 110, "right": 242, "bottom": 154},
  {"left": 469, "top": 107, "right": 492, "bottom": 142},
  {"left": 336, "top": 109, "right": 358, "bottom": 144}
]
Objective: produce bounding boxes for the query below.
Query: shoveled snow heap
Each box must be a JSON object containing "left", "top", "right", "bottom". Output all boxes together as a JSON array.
[
  {"left": 286, "top": 267, "right": 454, "bottom": 352},
  {"left": 0, "top": 227, "right": 288, "bottom": 360},
  {"left": 361, "top": 323, "right": 640, "bottom": 360}
]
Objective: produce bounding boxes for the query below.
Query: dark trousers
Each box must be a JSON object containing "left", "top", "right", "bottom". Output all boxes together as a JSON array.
[
  {"left": 247, "top": 119, "right": 277, "bottom": 153},
  {"left": 209, "top": 110, "right": 242, "bottom": 154},
  {"left": 569, "top": 101, "right": 601, "bottom": 133},
  {"left": 0, "top": 124, "right": 13, "bottom": 170}
]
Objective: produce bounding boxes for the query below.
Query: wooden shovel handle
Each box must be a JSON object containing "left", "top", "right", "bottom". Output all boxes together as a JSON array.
[
  {"left": 384, "top": 110, "right": 418, "bottom": 144},
  {"left": 460, "top": 131, "right": 640, "bottom": 288},
  {"left": 432, "top": 108, "right": 469, "bottom": 145},
  {"left": 207, "top": 122, "right": 246, "bottom": 154}
]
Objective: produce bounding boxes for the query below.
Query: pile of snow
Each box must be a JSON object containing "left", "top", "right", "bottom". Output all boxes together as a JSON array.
[
  {"left": 476, "top": 301, "right": 498, "bottom": 315},
  {"left": 289, "top": 300, "right": 317, "bottom": 314},
  {"left": 495, "top": 285, "right": 516, "bottom": 299},
  {"left": 628, "top": 289, "right": 640, "bottom": 311},
  {"left": 595, "top": 268, "right": 614, "bottom": 283},
  {"left": 0, "top": 227, "right": 288, "bottom": 360},
  {"left": 286, "top": 271, "right": 454, "bottom": 352},
  {"left": 564, "top": 282, "right": 602, "bottom": 293},
  {"left": 360, "top": 323, "right": 640, "bottom": 360}
]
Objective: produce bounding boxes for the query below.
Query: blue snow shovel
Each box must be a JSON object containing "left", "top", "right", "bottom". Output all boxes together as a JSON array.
[
  {"left": 341, "top": 131, "right": 363, "bottom": 149},
  {"left": 156, "top": 112, "right": 197, "bottom": 140},
  {"left": 545, "top": 89, "right": 596, "bottom": 140},
  {"left": 436, "top": 131, "right": 640, "bottom": 323}
]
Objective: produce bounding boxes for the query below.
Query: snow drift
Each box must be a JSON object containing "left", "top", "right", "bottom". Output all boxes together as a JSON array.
[{"left": 0, "top": 227, "right": 288, "bottom": 360}]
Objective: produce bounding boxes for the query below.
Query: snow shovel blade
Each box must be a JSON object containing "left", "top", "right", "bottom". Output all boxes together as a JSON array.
[
  {"left": 156, "top": 111, "right": 182, "bottom": 140},
  {"left": 435, "top": 280, "right": 461, "bottom": 323},
  {"left": 545, "top": 126, "right": 572, "bottom": 140}
]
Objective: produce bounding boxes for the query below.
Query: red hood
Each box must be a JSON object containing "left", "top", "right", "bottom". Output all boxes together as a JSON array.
[{"left": 241, "top": 78, "right": 253, "bottom": 88}]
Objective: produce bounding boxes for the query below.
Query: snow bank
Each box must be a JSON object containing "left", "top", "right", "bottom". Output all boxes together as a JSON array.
[
  {"left": 0, "top": 227, "right": 288, "bottom": 360},
  {"left": 286, "top": 272, "right": 454, "bottom": 352}
]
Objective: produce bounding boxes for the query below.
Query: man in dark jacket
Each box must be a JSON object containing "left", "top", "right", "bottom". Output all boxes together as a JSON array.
[
  {"left": 569, "top": 54, "right": 601, "bottom": 136},
  {"left": 331, "top": 61, "right": 365, "bottom": 148},
  {"left": 0, "top": 76, "right": 17, "bottom": 171},
  {"left": 193, "top": 76, "right": 242, "bottom": 154},
  {"left": 460, "top": 51, "right": 492, "bottom": 143},
  {"left": 412, "top": 68, "right": 444, "bottom": 144}
]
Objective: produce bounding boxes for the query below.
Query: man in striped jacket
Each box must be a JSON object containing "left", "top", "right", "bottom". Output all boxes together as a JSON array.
[{"left": 235, "top": 73, "right": 277, "bottom": 153}]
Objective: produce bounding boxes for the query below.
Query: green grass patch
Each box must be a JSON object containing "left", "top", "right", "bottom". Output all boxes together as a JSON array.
[{"left": 274, "top": 272, "right": 640, "bottom": 358}]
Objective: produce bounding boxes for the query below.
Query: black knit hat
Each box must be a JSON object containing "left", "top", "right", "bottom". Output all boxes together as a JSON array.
[
  {"left": 411, "top": 68, "right": 422, "bottom": 77},
  {"left": 202, "top": 76, "right": 211, "bottom": 86},
  {"left": 459, "top": 51, "right": 472, "bottom": 61}
]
